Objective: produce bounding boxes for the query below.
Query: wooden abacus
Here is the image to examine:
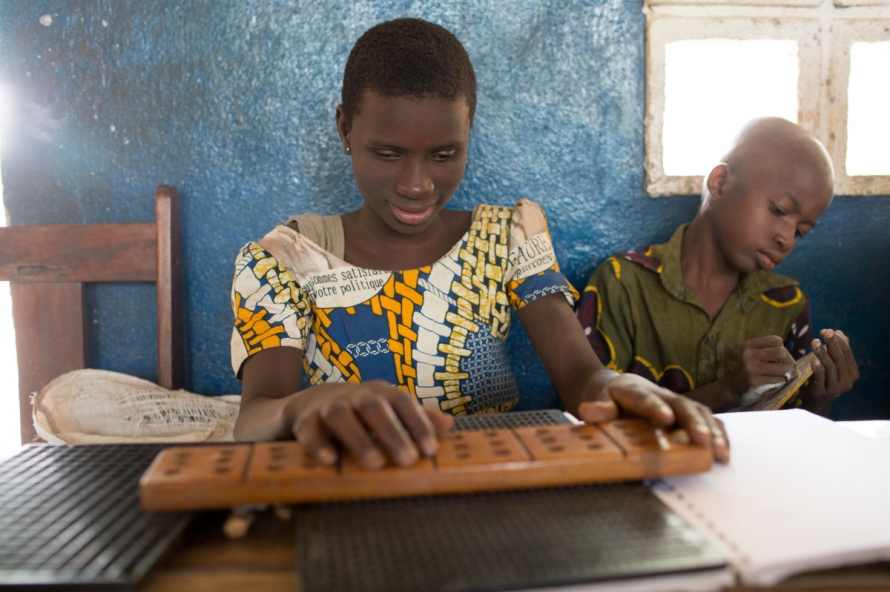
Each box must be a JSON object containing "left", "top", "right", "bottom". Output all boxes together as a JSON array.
[{"left": 139, "top": 419, "right": 712, "bottom": 512}]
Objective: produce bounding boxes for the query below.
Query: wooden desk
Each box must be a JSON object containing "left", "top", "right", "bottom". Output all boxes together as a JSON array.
[
  {"left": 140, "top": 510, "right": 296, "bottom": 592},
  {"left": 139, "top": 508, "right": 890, "bottom": 592}
]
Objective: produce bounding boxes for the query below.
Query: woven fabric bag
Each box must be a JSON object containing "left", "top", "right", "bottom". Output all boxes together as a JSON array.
[{"left": 32, "top": 369, "right": 240, "bottom": 444}]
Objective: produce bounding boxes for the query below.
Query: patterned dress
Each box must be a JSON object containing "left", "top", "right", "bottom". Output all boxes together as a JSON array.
[{"left": 231, "top": 199, "right": 576, "bottom": 416}]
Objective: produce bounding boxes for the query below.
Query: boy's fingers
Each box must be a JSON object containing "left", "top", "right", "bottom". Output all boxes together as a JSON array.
[
  {"left": 813, "top": 339, "right": 839, "bottom": 393},
  {"left": 744, "top": 335, "right": 785, "bottom": 349},
  {"left": 824, "top": 331, "right": 848, "bottom": 366},
  {"left": 833, "top": 329, "right": 851, "bottom": 346},
  {"left": 836, "top": 333, "right": 860, "bottom": 380},
  {"left": 753, "top": 345, "right": 794, "bottom": 365},
  {"left": 809, "top": 355, "right": 827, "bottom": 397},
  {"left": 825, "top": 331, "right": 859, "bottom": 387},
  {"left": 293, "top": 414, "right": 338, "bottom": 466},
  {"left": 748, "top": 359, "right": 795, "bottom": 379}
]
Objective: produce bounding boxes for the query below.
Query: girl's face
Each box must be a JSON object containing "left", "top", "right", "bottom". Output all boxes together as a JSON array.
[{"left": 336, "top": 91, "right": 471, "bottom": 236}]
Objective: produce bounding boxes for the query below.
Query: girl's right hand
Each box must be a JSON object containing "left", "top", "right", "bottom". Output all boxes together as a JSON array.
[{"left": 286, "top": 381, "right": 454, "bottom": 469}]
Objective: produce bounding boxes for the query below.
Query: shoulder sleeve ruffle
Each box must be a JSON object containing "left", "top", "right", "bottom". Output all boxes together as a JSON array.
[
  {"left": 504, "top": 198, "right": 578, "bottom": 310},
  {"left": 230, "top": 242, "right": 312, "bottom": 378},
  {"left": 576, "top": 258, "right": 636, "bottom": 373}
]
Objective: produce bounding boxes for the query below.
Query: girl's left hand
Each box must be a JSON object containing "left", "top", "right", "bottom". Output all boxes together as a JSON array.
[{"left": 576, "top": 373, "right": 731, "bottom": 463}]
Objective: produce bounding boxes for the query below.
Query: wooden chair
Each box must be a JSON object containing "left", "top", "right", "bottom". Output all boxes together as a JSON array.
[{"left": 0, "top": 185, "right": 184, "bottom": 444}]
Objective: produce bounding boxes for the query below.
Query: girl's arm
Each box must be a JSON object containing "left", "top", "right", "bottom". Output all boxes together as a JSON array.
[
  {"left": 516, "top": 293, "right": 730, "bottom": 463},
  {"left": 236, "top": 347, "right": 452, "bottom": 468}
]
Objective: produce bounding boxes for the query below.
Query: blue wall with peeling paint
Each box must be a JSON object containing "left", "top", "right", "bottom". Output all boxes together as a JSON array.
[{"left": 1, "top": 0, "right": 887, "bottom": 419}]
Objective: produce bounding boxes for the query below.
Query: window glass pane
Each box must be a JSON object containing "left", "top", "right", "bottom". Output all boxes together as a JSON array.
[
  {"left": 663, "top": 39, "right": 799, "bottom": 176},
  {"left": 846, "top": 41, "right": 890, "bottom": 176}
]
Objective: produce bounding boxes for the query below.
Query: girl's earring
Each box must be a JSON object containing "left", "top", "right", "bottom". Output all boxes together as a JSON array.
[{"left": 344, "top": 146, "right": 351, "bottom": 155}]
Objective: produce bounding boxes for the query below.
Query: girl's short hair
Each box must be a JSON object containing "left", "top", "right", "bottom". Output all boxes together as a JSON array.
[{"left": 341, "top": 18, "right": 477, "bottom": 125}]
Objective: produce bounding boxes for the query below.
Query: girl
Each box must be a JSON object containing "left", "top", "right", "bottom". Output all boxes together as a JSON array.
[{"left": 231, "top": 18, "right": 728, "bottom": 469}]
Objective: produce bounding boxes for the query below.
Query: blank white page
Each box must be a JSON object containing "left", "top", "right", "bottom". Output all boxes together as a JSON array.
[{"left": 652, "top": 409, "right": 890, "bottom": 587}]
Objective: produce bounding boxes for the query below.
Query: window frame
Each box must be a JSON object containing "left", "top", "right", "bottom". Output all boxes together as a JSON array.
[{"left": 644, "top": 0, "right": 890, "bottom": 197}]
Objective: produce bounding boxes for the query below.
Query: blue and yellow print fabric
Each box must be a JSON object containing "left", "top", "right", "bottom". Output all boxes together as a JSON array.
[{"left": 232, "top": 200, "right": 576, "bottom": 416}]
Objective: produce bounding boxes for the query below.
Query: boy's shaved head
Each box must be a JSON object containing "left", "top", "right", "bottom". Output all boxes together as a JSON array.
[
  {"left": 696, "top": 117, "right": 835, "bottom": 276},
  {"left": 719, "top": 117, "right": 834, "bottom": 197}
]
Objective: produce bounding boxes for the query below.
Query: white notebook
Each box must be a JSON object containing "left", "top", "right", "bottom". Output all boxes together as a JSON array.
[{"left": 652, "top": 409, "right": 890, "bottom": 587}]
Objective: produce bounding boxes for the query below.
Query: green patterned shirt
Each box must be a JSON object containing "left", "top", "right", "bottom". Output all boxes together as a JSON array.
[{"left": 576, "top": 225, "right": 811, "bottom": 395}]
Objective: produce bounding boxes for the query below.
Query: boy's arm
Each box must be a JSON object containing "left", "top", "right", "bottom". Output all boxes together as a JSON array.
[{"left": 517, "top": 293, "right": 729, "bottom": 463}]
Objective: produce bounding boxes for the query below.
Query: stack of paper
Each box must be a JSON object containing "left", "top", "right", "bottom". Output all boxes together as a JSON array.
[{"left": 652, "top": 409, "right": 890, "bottom": 587}]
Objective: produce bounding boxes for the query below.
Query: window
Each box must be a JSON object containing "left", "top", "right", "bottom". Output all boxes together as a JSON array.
[{"left": 644, "top": 0, "right": 890, "bottom": 196}]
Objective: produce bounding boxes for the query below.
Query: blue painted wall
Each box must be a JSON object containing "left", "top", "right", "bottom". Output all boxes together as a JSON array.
[{"left": 1, "top": 0, "right": 886, "bottom": 419}]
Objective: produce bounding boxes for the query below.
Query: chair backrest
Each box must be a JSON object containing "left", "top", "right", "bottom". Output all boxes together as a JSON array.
[{"left": 0, "top": 185, "right": 184, "bottom": 444}]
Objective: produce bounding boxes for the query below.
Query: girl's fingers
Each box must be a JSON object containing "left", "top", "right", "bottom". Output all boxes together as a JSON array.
[
  {"left": 386, "top": 390, "right": 442, "bottom": 458},
  {"left": 667, "top": 398, "right": 711, "bottom": 445},
  {"left": 601, "top": 375, "right": 675, "bottom": 426},
  {"left": 293, "top": 414, "right": 338, "bottom": 466},
  {"left": 354, "top": 390, "right": 420, "bottom": 468},
  {"left": 321, "top": 399, "right": 386, "bottom": 470},
  {"left": 667, "top": 397, "right": 730, "bottom": 463},
  {"left": 424, "top": 408, "right": 456, "bottom": 437},
  {"left": 703, "top": 413, "right": 730, "bottom": 463},
  {"left": 577, "top": 400, "right": 620, "bottom": 423}
]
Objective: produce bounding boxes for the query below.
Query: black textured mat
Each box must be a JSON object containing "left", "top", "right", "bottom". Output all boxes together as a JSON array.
[
  {"left": 297, "top": 409, "right": 726, "bottom": 592},
  {"left": 296, "top": 483, "right": 726, "bottom": 592},
  {"left": 452, "top": 409, "right": 571, "bottom": 431},
  {"left": 0, "top": 444, "right": 190, "bottom": 589}
]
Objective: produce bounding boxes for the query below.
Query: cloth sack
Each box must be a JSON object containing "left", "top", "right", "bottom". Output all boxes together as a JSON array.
[{"left": 32, "top": 369, "right": 240, "bottom": 444}]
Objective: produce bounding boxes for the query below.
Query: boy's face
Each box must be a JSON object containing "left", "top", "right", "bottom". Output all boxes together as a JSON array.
[
  {"left": 709, "top": 160, "right": 833, "bottom": 274},
  {"left": 336, "top": 90, "right": 471, "bottom": 235}
]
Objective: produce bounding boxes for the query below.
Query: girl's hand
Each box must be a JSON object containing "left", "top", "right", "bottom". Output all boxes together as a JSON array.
[
  {"left": 287, "top": 381, "right": 454, "bottom": 469},
  {"left": 576, "top": 373, "right": 731, "bottom": 463},
  {"left": 237, "top": 347, "right": 453, "bottom": 468}
]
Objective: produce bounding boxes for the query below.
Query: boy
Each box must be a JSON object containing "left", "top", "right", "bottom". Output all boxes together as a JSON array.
[{"left": 577, "top": 117, "right": 858, "bottom": 416}]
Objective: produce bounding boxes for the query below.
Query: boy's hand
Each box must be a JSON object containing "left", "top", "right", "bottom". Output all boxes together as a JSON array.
[
  {"left": 577, "top": 373, "right": 730, "bottom": 463},
  {"left": 801, "top": 329, "right": 859, "bottom": 415},
  {"left": 728, "top": 335, "right": 796, "bottom": 407},
  {"left": 288, "top": 381, "right": 454, "bottom": 470}
]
